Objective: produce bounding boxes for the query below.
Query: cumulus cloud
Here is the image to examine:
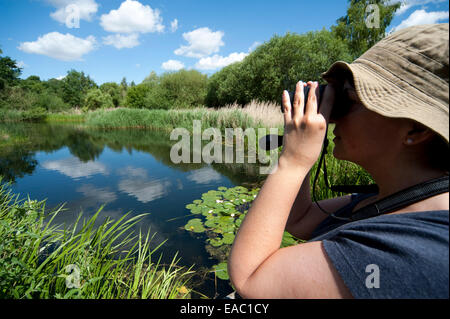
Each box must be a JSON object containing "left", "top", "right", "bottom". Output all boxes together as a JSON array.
[
  {"left": 103, "top": 33, "right": 140, "bottom": 49},
  {"left": 48, "top": 0, "right": 98, "bottom": 27},
  {"left": 171, "top": 19, "right": 179, "bottom": 32},
  {"left": 392, "top": 9, "right": 449, "bottom": 31},
  {"left": 195, "top": 52, "right": 248, "bottom": 70},
  {"left": 100, "top": 0, "right": 164, "bottom": 34},
  {"left": 18, "top": 32, "right": 96, "bottom": 61},
  {"left": 162, "top": 59, "right": 185, "bottom": 71},
  {"left": 174, "top": 27, "right": 224, "bottom": 58},
  {"left": 389, "top": 0, "right": 449, "bottom": 15}
]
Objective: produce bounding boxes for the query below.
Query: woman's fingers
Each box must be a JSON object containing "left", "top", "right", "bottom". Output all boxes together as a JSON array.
[
  {"left": 305, "top": 81, "right": 319, "bottom": 116},
  {"left": 293, "top": 81, "right": 305, "bottom": 120},
  {"left": 282, "top": 90, "right": 292, "bottom": 123}
]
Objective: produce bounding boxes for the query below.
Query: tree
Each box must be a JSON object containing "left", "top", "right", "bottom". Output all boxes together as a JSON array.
[
  {"left": 85, "top": 88, "right": 114, "bottom": 110},
  {"left": 159, "top": 70, "right": 208, "bottom": 109},
  {"left": 100, "top": 82, "right": 121, "bottom": 107},
  {"left": 0, "top": 55, "right": 22, "bottom": 90},
  {"left": 206, "top": 29, "right": 352, "bottom": 107},
  {"left": 20, "top": 76, "right": 45, "bottom": 94},
  {"left": 125, "top": 84, "right": 152, "bottom": 109},
  {"left": 142, "top": 71, "right": 159, "bottom": 86},
  {"left": 332, "top": 0, "right": 400, "bottom": 59},
  {"left": 62, "top": 70, "right": 97, "bottom": 108}
]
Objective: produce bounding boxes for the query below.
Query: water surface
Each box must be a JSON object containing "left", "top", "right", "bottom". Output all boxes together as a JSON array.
[{"left": 0, "top": 122, "right": 265, "bottom": 297}]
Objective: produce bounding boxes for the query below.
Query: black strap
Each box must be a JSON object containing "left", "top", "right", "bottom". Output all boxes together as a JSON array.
[{"left": 350, "top": 176, "right": 449, "bottom": 222}]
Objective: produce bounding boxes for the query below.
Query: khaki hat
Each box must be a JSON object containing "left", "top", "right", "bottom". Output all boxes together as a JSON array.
[{"left": 322, "top": 23, "right": 449, "bottom": 143}]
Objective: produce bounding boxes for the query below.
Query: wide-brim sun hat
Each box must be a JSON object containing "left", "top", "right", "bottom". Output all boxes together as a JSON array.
[{"left": 322, "top": 23, "right": 449, "bottom": 143}]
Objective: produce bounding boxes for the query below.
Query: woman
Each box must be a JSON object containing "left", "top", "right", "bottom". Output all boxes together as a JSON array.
[{"left": 228, "top": 23, "right": 449, "bottom": 299}]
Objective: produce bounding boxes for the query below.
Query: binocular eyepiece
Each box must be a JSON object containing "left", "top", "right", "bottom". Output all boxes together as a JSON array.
[{"left": 259, "top": 83, "right": 349, "bottom": 150}]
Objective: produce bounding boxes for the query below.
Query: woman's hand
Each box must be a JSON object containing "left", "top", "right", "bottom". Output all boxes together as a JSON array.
[{"left": 279, "top": 81, "right": 330, "bottom": 170}]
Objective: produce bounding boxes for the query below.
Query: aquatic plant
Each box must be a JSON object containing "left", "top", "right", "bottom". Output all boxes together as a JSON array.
[
  {"left": 0, "top": 180, "right": 193, "bottom": 299},
  {"left": 184, "top": 186, "right": 301, "bottom": 281}
]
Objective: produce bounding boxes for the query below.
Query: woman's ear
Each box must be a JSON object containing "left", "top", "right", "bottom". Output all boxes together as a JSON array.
[{"left": 404, "top": 123, "right": 435, "bottom": 146}]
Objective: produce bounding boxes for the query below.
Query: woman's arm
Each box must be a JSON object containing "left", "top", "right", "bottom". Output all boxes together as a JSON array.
[
  {"left": 228, "top": 81, "right": 351, "bottom": 298},
  {"left": 283, "top": 84, "right": 351, "bottom": 240}
]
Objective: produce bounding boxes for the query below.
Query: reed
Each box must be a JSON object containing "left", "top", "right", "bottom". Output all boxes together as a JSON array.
[
  {"left": 0, "top": 181, "right": 193, "bottom": 299},
  {"left": 84, "top": 103, "right": 278, "bottom": 132}
]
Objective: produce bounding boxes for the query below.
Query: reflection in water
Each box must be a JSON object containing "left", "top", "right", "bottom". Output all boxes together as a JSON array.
[
  {"left": 118, "top": 177, "right": 171, "bottom": 204},
  {"left": 41, "top": 157, "right": 109, "bottom": 180},
  {"left": 75, "top": 184, "right": 117, "bottom": 208},
  {"left": 187, "top": 167, "right": 222, "bottom": 185},
  {"left": 117, "top": 166, "right": 171, "bottom": 203}
]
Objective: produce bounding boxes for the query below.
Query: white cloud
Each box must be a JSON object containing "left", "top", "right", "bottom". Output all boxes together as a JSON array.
[
  {"left": 18, "top": 32, "right": 96, "bottom": 61},
  {"left": 248, "top": 41, "right": 261, "bottom": 52},
  {"left": 174, "top": 27, "right": 224, "bottom": 58},
  {"left": 56, "top": 75, "right": 66, "bottom": 80},
  {"left": 100, "top": 0, "right": 164, "bottom": 34},
  {"left": 48, "top": 0, "right": 98, "bottom": 27},
  {"left": 171, "top": 19, "right": 179, "bottom": 32},
  {"left": 195, "top": 52, "right": 248, "bottom": 70},
  {"left": 162, "top": 59, "right": 185, "bottom": 71},
  {"left": 389, "top": 0, "right": 448, "bottom": 15},
  {"left": 41, "top": 157, "right": 108, "bottom": 179},
  {"left": 392, "top": 9, "right": 449, "bottom": 31},
  {"left": 16, "top": 61, "right": 28, "bottom": 68},
  {"left": 103, "top": 33, "right": 140, "bottom": 49}
]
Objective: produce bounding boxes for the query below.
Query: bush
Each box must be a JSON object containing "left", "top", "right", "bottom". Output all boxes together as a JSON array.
[
  {"left": 34, "top": 92, "right": 69, "bottom": 112},
  {"left": 0, "top": 86, "right": 37, "bottom": 110},
  {"left": 84, "top": 88, "right": 114, "bottom": 110},
  {"left": 158, "top": 70, "right": 208, "bottom": 109},
  {"left": 99, "top": 82, "right": 122, "bottom": 107},
  {"left": 125, "top": 84, "right": 152, "bottom": 109}
]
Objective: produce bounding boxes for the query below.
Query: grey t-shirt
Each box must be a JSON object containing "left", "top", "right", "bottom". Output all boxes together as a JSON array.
[{"left": 310, "top": 194, "right": 449, "bottom": 299}]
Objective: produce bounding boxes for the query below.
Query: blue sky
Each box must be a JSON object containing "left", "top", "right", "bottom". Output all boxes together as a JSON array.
[{"left": 0, "top": 0, "right": 448, "bottom": 85}]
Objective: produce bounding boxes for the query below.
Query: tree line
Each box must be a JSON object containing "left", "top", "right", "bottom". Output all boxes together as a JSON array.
[{"left": 0, "top": 0, "right": 400, "bottom": 114}]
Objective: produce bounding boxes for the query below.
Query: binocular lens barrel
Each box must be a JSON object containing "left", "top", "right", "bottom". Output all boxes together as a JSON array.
[{"left": 282, "top": 84, "right": 327, "bottom": 113}]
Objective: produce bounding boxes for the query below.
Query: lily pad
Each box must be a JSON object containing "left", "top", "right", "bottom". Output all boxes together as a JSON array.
[
  {"left": 209, "top": 237, "right": 223, "bottom": 247},
  {"left": 222, "top": 232, "right": 235, "bottom": 245},
  {"left": 184, "top": 219, "right": 205, "bottom": 233},
  {"left": 213, "top": 262, "right": 229, "bottom": 280}
]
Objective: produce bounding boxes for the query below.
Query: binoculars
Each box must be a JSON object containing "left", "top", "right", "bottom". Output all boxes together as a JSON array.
[
  {"left": 260, "top": 83, "right": 350, "bottom": 150},
  {"left": 284, "top": 84, "right": 349, "bottom": 120}
]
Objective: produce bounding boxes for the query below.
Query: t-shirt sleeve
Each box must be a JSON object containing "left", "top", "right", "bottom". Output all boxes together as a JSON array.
[{"left": 320, "top": 212, "right": 449, "bottom": 299}]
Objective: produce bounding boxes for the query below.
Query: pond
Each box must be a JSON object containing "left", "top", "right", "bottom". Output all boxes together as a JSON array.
[{"left": 0, "top": 122, "right": 270, "bottom": 298}]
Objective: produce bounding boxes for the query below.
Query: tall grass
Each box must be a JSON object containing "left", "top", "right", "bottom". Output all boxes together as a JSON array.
[
  {"left": 225, "top": 100, "right": 284, "bottom": 129},
  {"left": 84, "top": 102, "right": 281, "bottom": 132},
  {"left": 0, "top": 181, "right": 193, "bottom": 299}
]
